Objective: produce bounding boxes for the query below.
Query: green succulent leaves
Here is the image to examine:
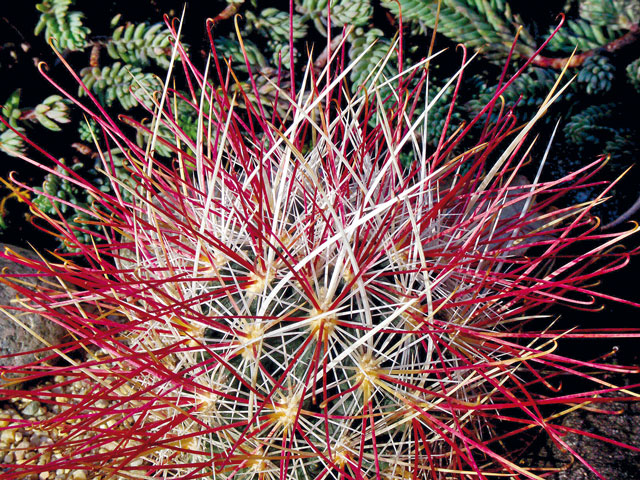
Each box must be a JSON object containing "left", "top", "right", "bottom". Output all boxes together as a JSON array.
[
  {"left": 0, "top": 90, "right": 71, "bottom": 156},
  {"left": 577, "top": 54, "right": 616, "bottom": 95},
  {"left": 0, "top": 89, "right": 23, "bottom": 131},
  {"left": 627, "top": 57, "right": 640, "bottom": 93},
  {"left": 546, "top": 18, "right": 619, "bottom": 53},
  {"left": 348, "top": 28, "right": 394, "bottom": 90},
  {"left": 32, "top": 95, "right": 72, "bottom": 132},
  {"left": 107, "top": 22, "right": 174, "bottom": 69},
  {"left": 580, "top": 0, "right": 640, "bottom": 29},
  {"left": 299, "top": 0, "right": 372, "bottom": 32},
  {"left": 0, "top": 128, "right": 25, "bottom": 157},
  {"left": 215, "top": 37, "right": 269, "bottom": 72},
  {"left": 381, "top": 0, "right": 536, "bottom": 60},
  {"left": 35, "top": 0, "right": 90, "bottom": 51},
  {"left": 1, "top": 90, "right": 28, "bottom": 156},
  {"left": 245, "top": 8, "right": 308, "bottom": 43},
  {"left": 79, "top": 62, "right": 162, "bottom": 110}
]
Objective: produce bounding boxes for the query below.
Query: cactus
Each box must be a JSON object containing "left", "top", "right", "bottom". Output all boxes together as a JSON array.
[{"left": 1, "top": 12, "right": 639, "bottom": 480}]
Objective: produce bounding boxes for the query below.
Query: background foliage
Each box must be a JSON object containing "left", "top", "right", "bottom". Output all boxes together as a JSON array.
[{"left": 1, "top": 0, "right": 640, "bottom": 248}]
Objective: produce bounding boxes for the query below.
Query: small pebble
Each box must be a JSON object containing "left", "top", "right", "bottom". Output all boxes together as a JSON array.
[
  {"left": 1, "top": 376, "right": 148, "bottom": 479},
  {"left": 72, "top": 471, "right": 87, "bottom": 480},
  {"left": 15, "top": 439, "right": 30, "bottom": 461},
  {"left": 0, "top": 428, "right": 15, "bottom": 444},
  {"left": 37, "top": 449, "right": 52, "bottom": 464},
  {"left": 22, "top": 401, "right": 40, "bottom": 417}
]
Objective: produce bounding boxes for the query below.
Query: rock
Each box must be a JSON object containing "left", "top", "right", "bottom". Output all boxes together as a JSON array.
[
  {"left": 21, "top": 400, "right": 40, "bottom": 416},
  {"left": 550, "top": 397, "right": 640, "bottom": 480},
  {"left": 0, "top": 243, "right": 66, "bottom": 386}
]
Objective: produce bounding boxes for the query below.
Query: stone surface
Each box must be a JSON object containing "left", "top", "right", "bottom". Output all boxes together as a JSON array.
[
  {"left": 0, "top": 243, "right": 66, "bottom": 383},
  {"left": 521, "top": 393, "right": 640, "bottom": 480},
  {"left": 550, "top": 398, "right": 640, "bottom": 480}
]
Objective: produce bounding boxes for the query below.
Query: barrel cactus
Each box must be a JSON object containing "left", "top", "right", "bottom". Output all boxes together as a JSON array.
[{"left": 1, "top": 13, "right": 638, "bottom": 480}]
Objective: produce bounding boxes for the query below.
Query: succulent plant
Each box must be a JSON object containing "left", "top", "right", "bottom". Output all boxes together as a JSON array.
[
  {"left": 1, "top": 12, "right": 639, "bottom": 480},
  {"left": 3, "top": 0, "right": 637, "bottom": 245},
  {"left": 35, "top": 0, "right": 91, "bottom": 52},
  {"left": 0, "top": 89, "right": 71, "bottom": 157}
]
